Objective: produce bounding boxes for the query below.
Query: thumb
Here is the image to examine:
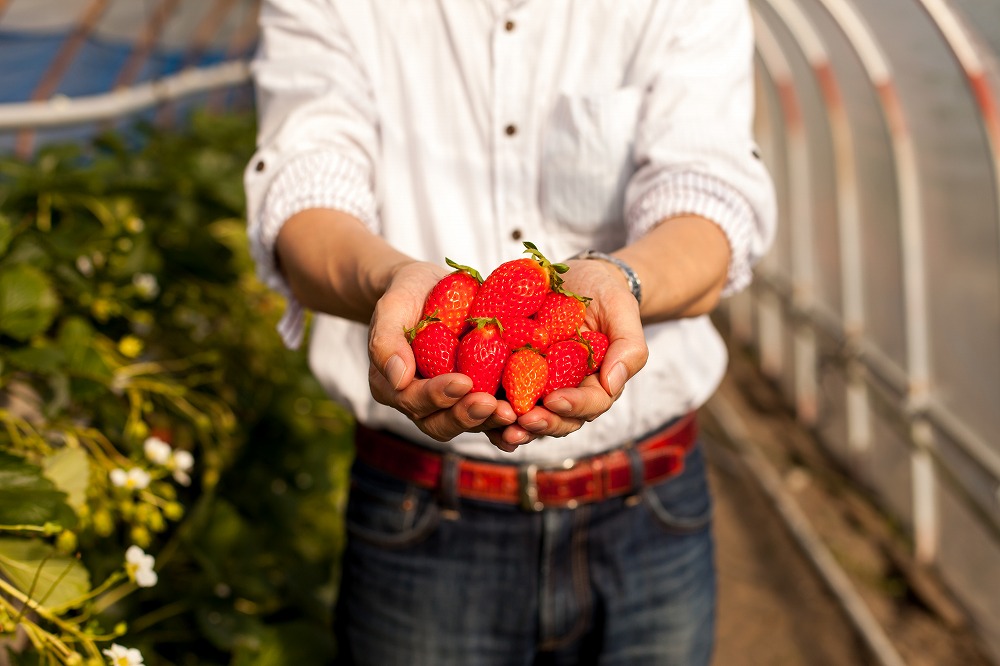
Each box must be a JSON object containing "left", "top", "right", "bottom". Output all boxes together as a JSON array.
[
  {"left": 595, "top": 298, "right": 647, "bottom": 397},
  {"left": 369, "top": 294, "right": 421, "bottom": 392}
]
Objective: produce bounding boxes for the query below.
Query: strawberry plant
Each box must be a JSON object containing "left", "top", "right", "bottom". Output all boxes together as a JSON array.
[{"left": 0, "top": 112, "right": 350, "bottom": 665}]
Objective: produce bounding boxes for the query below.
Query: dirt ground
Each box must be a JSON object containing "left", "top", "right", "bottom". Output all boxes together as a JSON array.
[{"left": 704, "top": 340, "right": 995, "bottom": 666}]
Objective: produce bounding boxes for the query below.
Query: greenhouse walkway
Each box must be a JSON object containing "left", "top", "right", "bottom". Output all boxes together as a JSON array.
[{"left": 704, "top": 343, "right": 993, "bottom": 666}]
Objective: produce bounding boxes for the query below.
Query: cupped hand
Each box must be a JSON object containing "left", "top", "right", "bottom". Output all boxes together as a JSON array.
[
  {"left": 492, "top": 258, "right": 649, "bottom": 452},
  {"left": 367, "top": 260, "right": 516, "bottom": 441}
]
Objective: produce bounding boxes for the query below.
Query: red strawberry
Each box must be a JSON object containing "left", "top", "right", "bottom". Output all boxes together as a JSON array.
[
  {"left": 500, "top": 315, "right": 551, "bottom": 352},
  {"left": 543, "top": 338, "right": 591, "bottom": 396},
  {"left": 422, "top": 259, "right": 483, "bottom": 336},
  {"left": 535, "top": 291, "right": 591, "bottom": 344},
  {"left": 581, "top": 330, "right": 609, "bottom": 374},
  {"left": 406, "top": 317, "right": 460, "bottom": 379},
  {"left": 469, "top": 242, "right": 568, "bottom": 320},
  {"left": 502, "top": 347, "right": 549, "bottom": 416},
  {"left": 456, "top": 317, "right": 510, "bottom": 394}
]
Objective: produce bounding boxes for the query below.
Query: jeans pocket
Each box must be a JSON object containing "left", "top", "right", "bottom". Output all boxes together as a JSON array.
[
  {"left": 641, "top": 444, "right": 713, "bottom": 535},
  {"left": 345, "top": 461, "right": 441, "bottom": 549}
]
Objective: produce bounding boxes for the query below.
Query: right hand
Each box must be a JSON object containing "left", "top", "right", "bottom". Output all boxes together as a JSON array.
[{"left": 367, "top": 260, "right": 518, "bottom": 442}]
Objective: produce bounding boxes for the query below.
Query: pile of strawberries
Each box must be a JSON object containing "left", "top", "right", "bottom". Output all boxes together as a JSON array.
[{"left": 406, "top": 242, "right": 609, "bottom": 415}]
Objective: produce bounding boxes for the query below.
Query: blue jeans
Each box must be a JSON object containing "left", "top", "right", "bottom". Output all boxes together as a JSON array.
[{"left": 333, "top": 442, "right": 716, "bottom": 666}]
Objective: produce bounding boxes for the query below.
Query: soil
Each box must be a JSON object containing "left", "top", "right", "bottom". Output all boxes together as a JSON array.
[{"left": 704, "top": 337, "right": 995, "bottom": 666}]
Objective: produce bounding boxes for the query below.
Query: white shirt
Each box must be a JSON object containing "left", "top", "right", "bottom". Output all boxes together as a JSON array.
[{"left": 244, "top": 0, "right": 776, "bottom": 464}]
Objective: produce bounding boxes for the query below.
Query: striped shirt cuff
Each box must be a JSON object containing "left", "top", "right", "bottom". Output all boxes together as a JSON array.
[
  {"left": 626, "top": 171, "right": 758, "bottom": 296},
  {"left": 250, "top": 152, "right": 378, "bottom": 349}
]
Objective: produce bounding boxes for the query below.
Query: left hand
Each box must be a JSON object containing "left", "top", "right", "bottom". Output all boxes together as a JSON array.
[{"left": 488, "top": 258, "right": 649, "bottom": 452}]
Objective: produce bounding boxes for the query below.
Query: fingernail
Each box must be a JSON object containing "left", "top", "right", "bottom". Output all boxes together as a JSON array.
[
  {"left": 546, "top": 398, "right": 571, "bottom": 414},
  {"left": 385, "top": 354, "right": 406, "bottom": 389},
  {"left": 444, "top": 381, "right": 468, "bottom": 398},
  {"left": 523, "top": 420, "right": 547, "bottom": 433},
  {"left": 608, "top": 362, "right": 628, "bottom": 395},
  {"left": 509, "top": 431, "right": 529, "bottom": 445},
  {"left": 469, "top": 402, "right": 494, "bottom": 420}
]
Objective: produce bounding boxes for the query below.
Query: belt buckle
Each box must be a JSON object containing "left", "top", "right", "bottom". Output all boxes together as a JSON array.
[
  {"left": 519, "top": 464, "right": 543, "bottom": 512},
  {"left": 519, "top": 458, "right": 576, "bottom": 512}
]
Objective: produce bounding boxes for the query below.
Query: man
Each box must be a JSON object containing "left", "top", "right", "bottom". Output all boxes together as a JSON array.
[{"left": 245, "top": 1, "right": 775, "bottom": 664}]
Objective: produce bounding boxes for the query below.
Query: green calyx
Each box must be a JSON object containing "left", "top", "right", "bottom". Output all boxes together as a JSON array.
[
  {"left": 444, "top": 257, "right": 484, "bottom": 283},
  {"left": 467, "top": 316, "right": 504, "bottom": 334},
  {"left": 404, "top": 311, "right": 442, "bottom": 342},
  {"left": 522, "top": 241, "right": 569, "bottom": 290}
]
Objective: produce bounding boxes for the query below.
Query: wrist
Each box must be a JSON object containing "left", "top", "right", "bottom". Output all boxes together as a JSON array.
[{"left": 569, "top": 250, "right": 643, "bottom": 306}]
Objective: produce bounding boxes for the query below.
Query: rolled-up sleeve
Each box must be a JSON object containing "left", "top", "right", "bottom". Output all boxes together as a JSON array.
[
  {"left": 625, "top": 0, "right": 776, "bottom": 295},
  {"left": 244, "top": 0, "right": 380, "bottom": 348}
]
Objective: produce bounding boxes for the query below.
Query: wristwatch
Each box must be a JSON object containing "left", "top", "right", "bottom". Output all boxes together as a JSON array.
[{"left": 569, "top": 250, "right": 643, "bottom": 306}]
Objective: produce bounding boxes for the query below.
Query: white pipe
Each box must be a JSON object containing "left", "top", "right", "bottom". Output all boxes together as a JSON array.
[
  {"left": 796, "top": 0, "right": 938, "bottom": 564},
  {"left": 752, "top": 8, "right": 819, "bottom": 424},
  {"left": 0, "top": 60, "right": 250, "bottom": 131}
]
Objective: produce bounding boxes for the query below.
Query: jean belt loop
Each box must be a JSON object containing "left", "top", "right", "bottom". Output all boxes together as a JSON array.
[
  {"left": 438, "top": 452, "right": 462, "bottom": 515},
  {"left": 624, "top": 441, "right": 645, "bottom": 505}
]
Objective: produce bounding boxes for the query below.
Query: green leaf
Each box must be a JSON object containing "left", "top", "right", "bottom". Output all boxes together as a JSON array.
[
  {"left": 231, "top": 621, "right": 336, "bottom": 666},
  {"left": 0, "top": 537, "right": 90, "bottom": 609},
  {"left": 0, "top": 451, "right": 71, "bottom": 526},
  {"left": 4, "top": 345, "right": 65, "bottom": 374},
  {"left": 0, "top": 264, "right": 60, "bottom": 340},
  {"left": 0, "top": 215, "right": 12, "bottom": 257},
  {"left": 57, "top": 317, "right": 110, "bottom": 379},
  {"left": 42, "top": 447, "right": 89, "bottom": 512}
]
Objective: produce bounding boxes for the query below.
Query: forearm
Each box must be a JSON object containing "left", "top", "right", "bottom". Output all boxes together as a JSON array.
[
  {"left": 274, "top": 208, "right": 414, "bottom": 324},
  {"left": 614, "top": 214, "right": 732, "bottom": 324}
]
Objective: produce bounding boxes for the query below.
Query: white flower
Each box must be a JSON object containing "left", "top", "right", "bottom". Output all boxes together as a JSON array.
[
  {"left": 75, "top": 256, "right": 94, "bottom": 277},
  {"left": 132, "top": 273, "right": 159, "bottom": 299},
  {"left": 103, "top": 643, "right": 144, "bottom": 666},
  {"left": 142, "top": 437, "right": 195, "bottom": 486},
  {"left": 109, "top": 467, "right": 150, "bottom": 491},
  {"left": 170, "top": 449, "right": 194, "bottom": 486},
  {"left": 143, "top": 437, "right": 171, "bottom": 465},
  {"left": 124, "top": 545, "right": 158, "bottom": 588}
]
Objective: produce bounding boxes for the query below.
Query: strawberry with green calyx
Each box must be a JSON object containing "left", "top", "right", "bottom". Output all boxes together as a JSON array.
[
  {"left": 535, "top": 290, "right": 592, "bottom": 345},
  {"left": 542, "top": 337, "right": 592, "bottom": 396},
  {"left": 469, "top": 241, "right": 569, "bottom": 320},
  {"left": 500, "top": 315, "right": 551, "bottom": 352},
  {"left": 422, "top": 258, "right": 484, "bottom": 336},
  {"left": 502, "top": 346, "right": 549, "bottom": 416},
  {"left": 580, "top": 330, "right": 609, "bottom": 375},
  {"left": 406, "top": 316, "right": 460, "bottom": 379},
  {"left": 456, "top": 317, "right": 510, "bottom": 395}
]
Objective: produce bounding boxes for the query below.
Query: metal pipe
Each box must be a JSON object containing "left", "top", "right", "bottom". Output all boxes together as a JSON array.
[
  {"left": 763, "top": 0, "right": 873, "bottom": 464},
  {"left": 0, "top": 60, "right": 250, "bottom": 131},
  {"left": 752, "top": 8, "right": 820, "bottom": 425}
]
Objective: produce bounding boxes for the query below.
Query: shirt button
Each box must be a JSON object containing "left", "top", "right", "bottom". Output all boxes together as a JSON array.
[
  {"left": 511, "top": 229, "right": 523, "bottom": 241},
  {"left": 254, "top": 160, "right": 265, "bottom": 172},
  {"left": 505, "top": 124, "right": 517, "bottom": 136},
  {"left": 505, "top": 20, "right": 515, "bottom": 31}
]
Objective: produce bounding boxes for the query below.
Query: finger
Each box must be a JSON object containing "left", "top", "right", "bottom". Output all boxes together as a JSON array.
[
  {"left": 596, "top": 307, "right": 648, "bottom": 398},
  {"left": 368, "top": 289, "right": 425, "bottom": 392},
  {"left": 482, "top": 423, "right": 536, "bottom": 450},
  {"left": 369, "top": 366, "right": 473, "bottom": 419},
  {"left": 540, "top": 375, "right": 614, "bottom": 421},
  {"left": 516, "top": 404, "right": 585, "bottom": 439},
  {"left": 418, "top": 392, "right": 499, "bottom": 441},
  {"left": 484, "top": 429, "right": 520, "bottom": 453}
]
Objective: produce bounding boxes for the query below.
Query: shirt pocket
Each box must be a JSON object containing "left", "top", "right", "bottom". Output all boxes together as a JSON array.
[{"left": 539, "top": 86, "right": 644, "bottom": 232}]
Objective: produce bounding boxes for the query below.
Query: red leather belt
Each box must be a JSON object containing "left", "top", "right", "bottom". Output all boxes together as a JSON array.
[{"left": 353, "top": 412, "right": 698, "bottom": 511}]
